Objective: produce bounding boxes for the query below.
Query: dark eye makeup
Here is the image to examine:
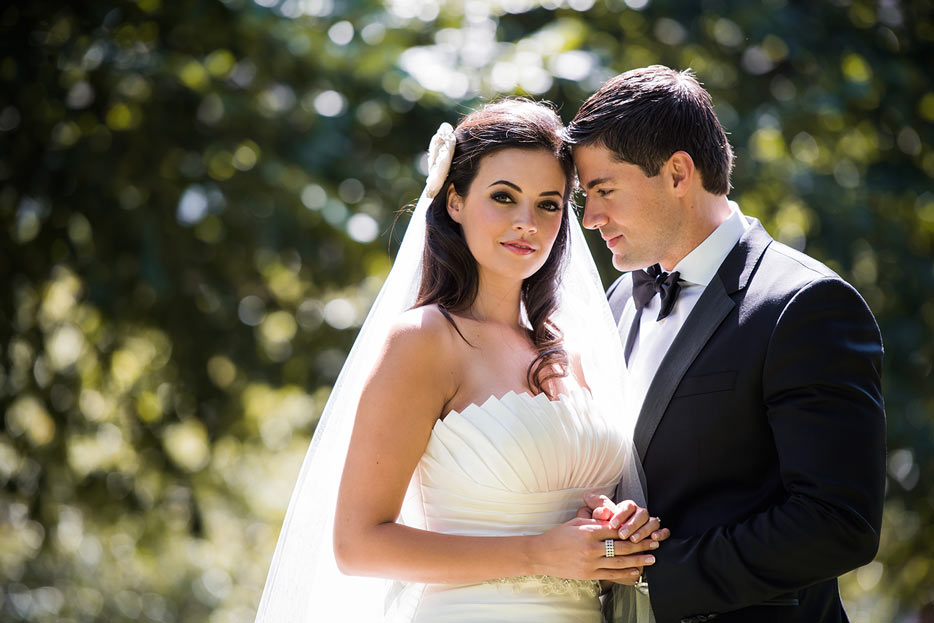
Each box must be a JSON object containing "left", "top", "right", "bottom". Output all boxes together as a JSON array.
[{"left": 490, "top": 189, "right": 562, "bottom": 212}]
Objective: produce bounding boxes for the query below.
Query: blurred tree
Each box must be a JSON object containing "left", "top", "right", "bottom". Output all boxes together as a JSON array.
[{"left": 1, "top": 0, "right": 931, "bottom": 622}]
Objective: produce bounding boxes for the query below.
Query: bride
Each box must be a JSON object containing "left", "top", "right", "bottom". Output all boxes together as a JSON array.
[{"left": 255, "top": 100, "right": 666, "bottom": 622}]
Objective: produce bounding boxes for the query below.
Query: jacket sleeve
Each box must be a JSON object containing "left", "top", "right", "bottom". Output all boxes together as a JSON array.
[{"left": 647, "top": 277, "right": 886, "bottom": 623}]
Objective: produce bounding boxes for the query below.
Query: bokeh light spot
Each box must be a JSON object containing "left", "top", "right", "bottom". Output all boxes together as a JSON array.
[
  {"left": 260, "top": 310, "right": 298, "bottom": 343},
  {"left": 347, "top": 213, "right": 379, "bottom": 243},
  {"left": 301, "top": 184, "right": 327, "bottom": 210},
  {"left": 178, "top": 59, "right": 210, "bottom": 91},
  {"left": 313, "top": 90, "right": 346, "bottom": 117},
  {"left": 205, "top": 49, "right": 236, "bottom": 77},
  {"left": 323, "top": 298, "right": 356, "bottom": 329},
  {"left": 750, "top": 128, "right": 786, "bottom": 162},
  {"left": 238, "top": 295, "right": 267, "bottom": 326},
  {"left": 6, "top": 396, "right": 56, "bottom": 446},
  {"left": 207, "top": 356, "right": 237, "bottom": 389},
  {"left": 328, "top": 20, "right": 354, "bottom": 45},
  {"left": 842, "top": 53, "right": 872, "bottom": 83},
  {"left": 919, "top": 93, "right": 934, "bottom": 122},
  {"left": 233, "top": 141, "right": 260, "bottom": 171},
  {"left": 338, "top": 178, "right": 365, "bottom": 203},
  {"left": 163, "top": 420, "right": 210, "bottom": 472},
  {"left": 176, "top": 185, "right": 209, "bottom": 226}
]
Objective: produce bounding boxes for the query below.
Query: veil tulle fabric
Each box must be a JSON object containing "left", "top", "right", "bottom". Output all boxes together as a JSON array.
[{"left": 254, "top": 123, "right": 652, "bottom": 623}]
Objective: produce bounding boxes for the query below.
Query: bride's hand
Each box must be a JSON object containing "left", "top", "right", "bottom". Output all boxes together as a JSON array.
[
  {"left": 576, "top": 494, "right": 671, "bottom": 544},
  {"left": 531, "top": 517, "right": 658, "bottom": 583}
]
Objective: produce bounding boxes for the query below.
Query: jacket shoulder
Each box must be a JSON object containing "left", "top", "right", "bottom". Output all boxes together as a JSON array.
[
  {"left": 746, "top": 240, "right": 878, "bottom": 335},
  {"left": 754, "top": 240, "right": 844, "bottom": 295},
  {"left": 765, "top": 240, "right": 840, "bottom": 279}
]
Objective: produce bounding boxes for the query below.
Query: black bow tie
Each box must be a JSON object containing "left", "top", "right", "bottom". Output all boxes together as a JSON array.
[
  {"left": 624, "top": 264, "right": 682, "bottom": 365},
  {"left": 631, "top": 264, "right": 682, "bottom": 321}
]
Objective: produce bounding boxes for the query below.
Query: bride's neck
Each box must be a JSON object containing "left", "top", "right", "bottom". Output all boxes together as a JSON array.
[{"left": 468, "top": 275, "right": 523, "bottom": 327}]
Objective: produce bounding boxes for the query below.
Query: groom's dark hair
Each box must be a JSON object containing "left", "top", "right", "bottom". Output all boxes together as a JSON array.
[{"left": 567, "top": 65, "right": 734, "bottom": 195}]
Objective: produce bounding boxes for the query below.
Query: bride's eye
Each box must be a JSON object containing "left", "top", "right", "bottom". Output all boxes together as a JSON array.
[
  {"left": 491, "top": 192, "right": 514, "bottom": 204},
  {"left": 538, "top": 200, "right": 561, "bottom": 212}
]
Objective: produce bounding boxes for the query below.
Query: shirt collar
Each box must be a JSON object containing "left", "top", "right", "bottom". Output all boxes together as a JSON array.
[{"left": 671, "top": 201, "right": 749, "bottom": 286}]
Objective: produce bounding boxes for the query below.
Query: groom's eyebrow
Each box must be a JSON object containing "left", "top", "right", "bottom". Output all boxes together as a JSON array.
[{"left": 584, "top": 177, "right": 611, "bottom": 190}]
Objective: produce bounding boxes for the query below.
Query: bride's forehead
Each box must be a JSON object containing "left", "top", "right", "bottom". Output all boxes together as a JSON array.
[{"left": 471, "top": 148, "right": 566, "bottom": 184}]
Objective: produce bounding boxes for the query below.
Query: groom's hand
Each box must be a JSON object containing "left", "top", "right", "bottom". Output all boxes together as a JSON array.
[{"left": 577, "top": 493, "right": 670, "bottom": 544}]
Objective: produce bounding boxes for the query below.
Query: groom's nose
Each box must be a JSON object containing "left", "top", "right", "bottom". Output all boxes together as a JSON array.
[{"left": 581, "top": 199, "right": 605, "bottom": 230}]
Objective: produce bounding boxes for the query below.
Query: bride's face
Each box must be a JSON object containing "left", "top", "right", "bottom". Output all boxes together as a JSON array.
[{"left": 446, "top": 147, "right": 566, "bottom": 284}]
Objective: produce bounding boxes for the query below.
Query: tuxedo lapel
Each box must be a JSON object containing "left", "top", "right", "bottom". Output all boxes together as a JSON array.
[
  {"left": 607, "top": 274, "right": 632, "bottom": 324},
  {"left": 632, "top": 277, "right": 734, "bottom": 460},
  {"left": 631, "top": 219, "right": 773, "bottom": 462}
]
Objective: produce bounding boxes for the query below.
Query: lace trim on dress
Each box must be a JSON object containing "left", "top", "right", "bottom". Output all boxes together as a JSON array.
[{"left": 486, "top": 575, "right": 601, "bottom": 600}]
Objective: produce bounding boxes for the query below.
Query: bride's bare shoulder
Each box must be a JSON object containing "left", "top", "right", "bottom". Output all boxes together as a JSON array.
[
  {"left": 382, "top": 305, "right": 463, "bottom": 362},
  {"left": 390, "top": 305, "right": 459, "bottom": 339},
  {"left": 370, "top": 306, "right": 462, "bottom": 401}
]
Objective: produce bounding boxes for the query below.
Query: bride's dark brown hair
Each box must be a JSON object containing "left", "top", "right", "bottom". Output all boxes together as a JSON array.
[{"left": 414, "top": 99, "right": 574, "bottom": 396}]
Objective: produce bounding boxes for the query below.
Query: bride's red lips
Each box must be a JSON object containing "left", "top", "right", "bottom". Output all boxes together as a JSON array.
[{"left": 501, "top": 240, "right": 536, "bottom": 255}]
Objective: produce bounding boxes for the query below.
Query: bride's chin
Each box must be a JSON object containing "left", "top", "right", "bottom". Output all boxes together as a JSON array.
[
  {"left": 509, "top": 264, "right": 546, "bottom": 282},
  {"left": 480, "top": 261, "right": 547, "bottom": 283}
]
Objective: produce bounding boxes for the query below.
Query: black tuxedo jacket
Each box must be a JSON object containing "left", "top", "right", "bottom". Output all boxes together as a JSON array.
[{"left": 606, "top": 220, "right": 885, "bottom": 623}]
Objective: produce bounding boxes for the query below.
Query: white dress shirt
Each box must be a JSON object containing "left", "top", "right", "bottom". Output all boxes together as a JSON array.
[{"left": 621, "top": 204, "right": 750, "bottom": 415}]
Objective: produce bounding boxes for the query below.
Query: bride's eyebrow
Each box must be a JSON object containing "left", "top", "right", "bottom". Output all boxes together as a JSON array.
[
  {"left": 488, "top": 180, "right": 522, "bottom": 191},
  {"left": 488, "top": 181, "right": 562, "bottom": 199}
]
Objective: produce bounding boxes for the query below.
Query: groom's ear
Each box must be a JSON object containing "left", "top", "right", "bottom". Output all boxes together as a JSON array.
[
  {"left": 446, "top": 185, "right": 464, "bottom": 223},
  {"left": 666, "top": 151, "right": 695, "bottom": 197}
]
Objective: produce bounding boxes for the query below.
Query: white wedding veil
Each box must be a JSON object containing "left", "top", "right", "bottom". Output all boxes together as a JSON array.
[{"left": 254, "top": 121, "right": 650, "bottom": 622}]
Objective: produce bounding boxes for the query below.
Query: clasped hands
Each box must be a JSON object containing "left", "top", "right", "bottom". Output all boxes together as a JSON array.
[{"left": 533, "top": 493, "right": 670, "bottom": 585}]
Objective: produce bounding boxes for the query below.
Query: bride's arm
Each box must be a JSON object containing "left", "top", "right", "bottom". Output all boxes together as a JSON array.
[{"left": 333, "top": 308, "right": 657, "bottom": 584}]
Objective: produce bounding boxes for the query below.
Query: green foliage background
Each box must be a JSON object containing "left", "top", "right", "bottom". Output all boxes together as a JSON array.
[{"left": 1, "top": 0, "right": 932, "bottom": 621}]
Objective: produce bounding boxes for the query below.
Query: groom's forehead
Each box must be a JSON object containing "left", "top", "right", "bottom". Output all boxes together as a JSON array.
[
  {"left": 572, "top": 146, "right": 629, "bottom": 186},
  {"left": 572, "top": 143, "right": 615, "bottom": 164}
]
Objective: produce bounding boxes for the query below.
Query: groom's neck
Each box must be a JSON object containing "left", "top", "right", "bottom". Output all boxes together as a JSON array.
[{"left": 658, "top": 193, "right": 732, "bottom": 272}]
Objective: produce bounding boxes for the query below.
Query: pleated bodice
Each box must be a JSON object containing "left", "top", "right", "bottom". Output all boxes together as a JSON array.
[
  {"left": 389, "top": 387, "right": 630, "bottom": 622},
  {"left": 416, "top": 388, "right": 627, "bottom": 535}
]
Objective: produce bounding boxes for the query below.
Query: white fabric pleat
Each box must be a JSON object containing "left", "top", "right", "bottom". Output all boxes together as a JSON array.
[
  {"left": 417, "top": 389, "right": 627, "bottom": 536},
  {"left": 397, "top": 388, "right": 627, "bottom": 622}
]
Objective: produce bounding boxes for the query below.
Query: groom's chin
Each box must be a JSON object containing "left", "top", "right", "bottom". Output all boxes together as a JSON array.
[{"left": 611, "top": 254, "right": 633, "bottom": 273}]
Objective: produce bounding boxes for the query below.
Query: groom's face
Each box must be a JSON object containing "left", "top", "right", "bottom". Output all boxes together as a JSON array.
[{"left": 573, "top": 144, "right": 678, "bottom": 272}]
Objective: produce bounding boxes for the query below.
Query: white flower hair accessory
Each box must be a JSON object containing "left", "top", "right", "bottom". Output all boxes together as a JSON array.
[{"left": 424, "top": 122, "right": 456, "bottom": 199}]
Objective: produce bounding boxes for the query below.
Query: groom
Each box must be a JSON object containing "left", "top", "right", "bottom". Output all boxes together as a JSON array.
[{"left": 567, "top": 66, "right": 886, "bottom": 623}]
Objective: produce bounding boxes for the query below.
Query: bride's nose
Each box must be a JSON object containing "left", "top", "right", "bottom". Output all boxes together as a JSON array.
[{"left": 512, "top": 203, "right": 537, "bottom": 233}]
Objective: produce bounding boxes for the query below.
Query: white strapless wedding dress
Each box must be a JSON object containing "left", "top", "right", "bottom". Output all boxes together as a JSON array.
[{"left": 386, "top": 387, "right": 629, "bottom": 622}]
